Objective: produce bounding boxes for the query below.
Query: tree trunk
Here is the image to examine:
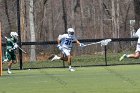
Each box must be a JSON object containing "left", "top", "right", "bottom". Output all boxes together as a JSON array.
[
  {"left": 29, "top": 0, "right": 36, "bottom": 62},
  {"left": 134, "top": 0, "right": 140, "bottom": 30},
  {"left": 62, "top": 0, "right": 67, "bottom": 33},
  {"left": 71, "top": 0, "right": 75, "bottom": 28},
  {"left": 4, "top": 0, "right": 12, "bottom": 32},
  {"left": 112, "top": 0, "right": 120, "bottom": 52},
  {"left": 20, "top": 0, "right": 26, "bottom": 41},
  {"left": 112, "top": 0, "right": 120, "bottom": 38},
  {"left": 99, "top": 0, "right": 103, "bottom": 38}
]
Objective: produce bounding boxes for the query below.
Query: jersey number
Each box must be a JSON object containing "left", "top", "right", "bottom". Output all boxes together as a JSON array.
[{"left": 65, "top": 39, "right": 72, "bottom": 45}]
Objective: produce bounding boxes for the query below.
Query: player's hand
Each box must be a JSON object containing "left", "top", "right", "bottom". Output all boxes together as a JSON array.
[
  {"left": 79, "top": 43, "right": 85, "bottom": 47},
  {"left": 13, "top": 43, "right": 18, "bottom": 49},
  {"left": 57, "top": 44, "right": 62, "bottom": 50}
]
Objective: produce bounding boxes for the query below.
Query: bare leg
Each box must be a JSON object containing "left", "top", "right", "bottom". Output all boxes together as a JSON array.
[
  {"left": 67, "top": 55, "right": 71, "bottom": 68},
  {"left": 8, "top": 62, "right": 12, "bottom": 70},
  {"left": 119, "top": 52, "right": 140, "bottom": 61},
  {"left": 60, "top": 55, "right": 72, "bottom": 68},
  {"left": 7, "top": 62, "right": 12, "bottom": 74},
  {"left": 60, "top": 55, "right": 68, "bottom": 61},
  {"left": 127, "top": 52, "right": 140, "bottom": 59},
  {"left": 7, "top": 60, "right": 17, "bottom": 74}
]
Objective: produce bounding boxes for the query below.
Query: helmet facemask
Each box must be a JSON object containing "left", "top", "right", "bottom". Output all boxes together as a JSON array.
[{"left": 67, "top": 28, "right": 75, "bottom": 36}]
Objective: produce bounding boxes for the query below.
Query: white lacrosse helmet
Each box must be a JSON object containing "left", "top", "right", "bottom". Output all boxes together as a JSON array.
[
  {"left": 67, "top": 28, "right": 75, "bottom": 36},
  {"left": 10, "top": 32, "right": 18, "bottom": 39}
]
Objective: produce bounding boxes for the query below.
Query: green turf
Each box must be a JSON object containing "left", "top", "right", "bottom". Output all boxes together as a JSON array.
[
  {"left": 2, "top": 53, "right": 140, "bottom": 70},
  {"left": 0, "top": 65, "right": 140, "bottom": 93}
]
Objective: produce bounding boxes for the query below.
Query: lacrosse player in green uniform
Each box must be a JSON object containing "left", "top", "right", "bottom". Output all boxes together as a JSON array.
[{"left": 3, "top": 32, "right": 18, "bottom": 74}]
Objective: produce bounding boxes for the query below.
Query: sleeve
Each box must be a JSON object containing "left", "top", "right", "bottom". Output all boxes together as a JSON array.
[
  {"left": 58, "top": 34, "right": 65, "bottom": 40},
  {"left": 58, "top": 35, "right": 62, "bottom": 40}
]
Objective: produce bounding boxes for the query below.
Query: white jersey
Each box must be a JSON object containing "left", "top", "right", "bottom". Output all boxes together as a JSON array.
[
  {"left": 58, "top": 34, "right": 77, "bottom": 49},
  {"left": 138, "top": 38, "right": 140, "bottom": 44},
  {"left": 135, "top": 28, "right": 140, "bottom": 52},
  {"left": 136, "top": 38, "right": 140, "bottom": 52},
  {"left": 135, "top": 28, "right": 140, "bottom": 37}
]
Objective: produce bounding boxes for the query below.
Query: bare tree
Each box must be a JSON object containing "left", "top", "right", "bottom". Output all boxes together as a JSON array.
[
  {"left": 62, "top": 0, "right": 67, "bottom": 32},
  {"left": 4, "top": 0, "right": 12, "bottom": 32},
  {"left": 134, "top": 0, "right": 140, "bottom": 30},
  {"left": 111, "top": 0, "right": 120, "bottom": 52},
  {"left": 20, "top": 0, "right": 26, "bottom": 41},
  {"left": 29, "top": 0, "right": 36, "bottom": 62},
  {"left": 99, "top": 0, "right": 103, "bottom": 38}
]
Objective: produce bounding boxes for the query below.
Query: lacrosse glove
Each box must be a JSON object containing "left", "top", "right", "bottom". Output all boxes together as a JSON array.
[
  {"left": 13, "top": 43, "right": 18, "bottom": 49},
  {"left": 57, "top": 44, "right": 62, "bottom": 50},
  {"left": 79, "top": 43, "right": 85, "bottom": 47}
]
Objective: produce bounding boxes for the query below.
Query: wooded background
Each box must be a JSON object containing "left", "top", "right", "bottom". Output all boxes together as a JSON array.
[
  {"left": 0, "top": 0, "right": 140, "bottom": 61},
  {"left": 1, "top": 0, "right": 140, "bottom": 40}
]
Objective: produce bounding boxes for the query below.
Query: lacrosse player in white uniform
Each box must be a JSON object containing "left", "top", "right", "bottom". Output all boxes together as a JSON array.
[
  {"left": 119, "top": 28, "right": 140, "bottom": 61},
  {"left": 51, "top": 28, "right": 84, "bottom": 71}
]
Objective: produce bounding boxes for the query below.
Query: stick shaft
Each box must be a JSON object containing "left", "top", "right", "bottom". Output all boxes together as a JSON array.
[
  {"left": 83, "top": 41, "right": 101, "bottom": 47},
  {"left": 83, "top": 39, "right": 112, "bottom": 47},
  {"left": 18, "top": 46, "right": 26, "bottom": 53}
]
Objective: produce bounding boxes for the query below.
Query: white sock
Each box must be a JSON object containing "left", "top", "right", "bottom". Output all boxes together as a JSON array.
[
  {"left": 57, "top": 56, "right": 61, "bottom": 59},
  {"left": 55, "top": 55, "right": 60, "bottom": 59},
  {"left": 126, "top": 55, "right": 129, "bottom": 58},
  {"left": 8, "top": 68, "right": 11, "bottom": 71}
]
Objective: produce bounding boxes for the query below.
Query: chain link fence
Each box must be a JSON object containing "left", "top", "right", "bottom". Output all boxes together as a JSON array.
[{"left": 2, "top": 38, "right": 140, "bottom": 70}]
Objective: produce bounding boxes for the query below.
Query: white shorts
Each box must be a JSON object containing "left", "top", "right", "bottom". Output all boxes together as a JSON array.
[
  {"left": 135, "top": 44, "right": 140, "bottom": 52},
  {"left": 61, "top": 48, "right": 71, "bottom": 56}
]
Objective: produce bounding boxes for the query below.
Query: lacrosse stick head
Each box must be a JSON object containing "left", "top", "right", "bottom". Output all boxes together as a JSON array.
[{"left": 101, "top": 39, "right": 112, "bottom": 46}]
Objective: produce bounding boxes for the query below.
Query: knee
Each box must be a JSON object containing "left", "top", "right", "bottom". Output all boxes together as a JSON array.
[
  {"left": 62, "top": 57, "right": 68, "bottom": 61},
  {"left": 134, "top": 55, "right": 139, "bottom": 59},
  {"left": 12, "top": 60, "right": 17, "bottom": 64}
]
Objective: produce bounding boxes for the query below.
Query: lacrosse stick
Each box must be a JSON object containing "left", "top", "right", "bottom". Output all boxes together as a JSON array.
[
  {"left": 5, "top": 36, "right": 27, "bottom": 54},
  {"left": 100, "top": 39, "right": 112, "bottom": 46},
  {"left": 82, "top": 39, "right": 112, "bottom": 47}
]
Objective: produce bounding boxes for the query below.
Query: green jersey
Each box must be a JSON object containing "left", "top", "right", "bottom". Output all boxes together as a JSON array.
[
  {"left": 6, "top": 37, "right": 17, "bottom": 51},
  {"left": 3, "top": 37, "right": 18, "bottom": 62}
]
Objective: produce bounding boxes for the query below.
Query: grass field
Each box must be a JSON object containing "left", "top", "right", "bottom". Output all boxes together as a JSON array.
[{"left": 0, "top": 65, "right": 140, "bottom": 93}]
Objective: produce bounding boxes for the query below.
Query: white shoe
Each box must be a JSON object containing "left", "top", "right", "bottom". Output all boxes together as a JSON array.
[
  {"left": 7, "top": 70, "right": 12, "bottom": 74},
  {"left": 51, "top": 55, "right": 59, "bottom": 61},
  {"left": 69, "top": 67, "right": 76, "bottom": 72},
  {"left": 119, "top": 54, "right": 127, "bottom": 61}
]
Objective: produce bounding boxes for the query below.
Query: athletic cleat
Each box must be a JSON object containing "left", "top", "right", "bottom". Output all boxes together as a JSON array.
[
  {"left": 119, "top": 54, "right": 127, "bottom": 61},
  {"left": 69, "top": 67, "right": 76, "bottom": 72},
  {"left": 51, "top": 55, "right": 59, "bottom": 61},
  {"left": 7, "top": 70, "right": 12, "bottom": 74},
  {"left": 48, "top": 54, "right": 55, "bottom": 60}
]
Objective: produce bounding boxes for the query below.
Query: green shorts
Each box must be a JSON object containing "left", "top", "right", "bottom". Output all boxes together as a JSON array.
[{"left": 6, "top": 50, "right": 16, "bottom": 61}]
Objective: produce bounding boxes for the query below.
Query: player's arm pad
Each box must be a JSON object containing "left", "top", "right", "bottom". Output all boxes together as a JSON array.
[{"left": 57, "top": 44, "right": 62, "bottom": 50}]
